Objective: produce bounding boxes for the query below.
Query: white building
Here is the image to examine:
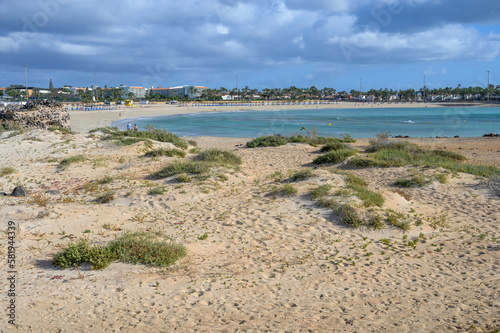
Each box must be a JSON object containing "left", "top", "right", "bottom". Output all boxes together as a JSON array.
[{"left": 121, "top": 85, "right": 147, "bottom": 99}]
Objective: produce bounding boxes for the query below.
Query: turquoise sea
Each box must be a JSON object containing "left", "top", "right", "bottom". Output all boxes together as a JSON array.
[{"left": 112, "top": 107, "right": 500, "bottom": 138}]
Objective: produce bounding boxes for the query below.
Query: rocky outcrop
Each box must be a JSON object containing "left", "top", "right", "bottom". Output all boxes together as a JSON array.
[{"left": 0, "top": 100, "right": 71, "bottom": 131}]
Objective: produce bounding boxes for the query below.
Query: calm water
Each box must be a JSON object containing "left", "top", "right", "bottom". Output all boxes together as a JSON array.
[{"left": 112, "top": 107, "right": 500, "bottom": 138}]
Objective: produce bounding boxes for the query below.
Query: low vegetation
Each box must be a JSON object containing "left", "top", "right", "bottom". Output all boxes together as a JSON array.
[
  {"left": 394, "top": 174, "right": 431, "bottom": 188},
  {"left": 290, "top": 168, "right": 314, "bottom": 181},
  {"left": 91, "top": 125, "right": 188, "bottom": 149},
  {"left": 309, "top": 184, "right": 332, "bottom": 200},
  {"left": 313, "top": 149, "right": 357, "bottom": 164},
  {"left": 349, "top": 135, "right": 500, "bottom": 178},
  {"left": 59, "top": 155, "right": 86, "bottom": 169},
  {"left": 246, "top": 127, "right": 356, "bottom": 148},
  {"left": 152, "top": 161, "right": 210, "bottom": 178},
  {"left": 48, "top": 126, "right": 72, "bottom": 134},
  {"left": 52, "top": 231, "right": 186, "bottom": 270},
  {"left": 194, "top": 148, "right": 242, "bottom": 167},
  {"left": 144, "top": 147, "right": 186, "bottom": 158},
  {"left": 0, "top": 167, "right": 15, "bottom": 177}
]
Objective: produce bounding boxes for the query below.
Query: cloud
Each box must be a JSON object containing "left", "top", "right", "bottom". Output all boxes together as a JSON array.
[{"left": 0, "top": 0, "right": 499, "bottom": 88}]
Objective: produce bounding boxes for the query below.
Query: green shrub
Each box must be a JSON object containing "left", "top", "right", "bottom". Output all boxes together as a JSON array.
[
  {"left": 436, "top": 173, "right": 448, "bottom": 184},
  {"left": 59, "top": 155, "right": 86, "bottom": 169},
  {"left": 95, "top": 192, "right": 115, "bottom": 203},
  {"left": 386, "top": 209, "right": 411, "bottom": 231},
  {"left": 350, "top": 184, "right": 384, "bottom": 207},
  {"left": 0, "top": 167, "right": 15, "bottom": 177},
  {"left": 144, "top": 148, "right": 186, "bottom": 158},
  {"left": 195, "top": 149, "right": 242, "bottom": 166},
  {"left": 320, "top": 142, "right": 347, "bottom": 152},
  {"left": 283, "top": 184, "right": 298, "bottom": 196},
  {"left": 246, "top": 135, "right": 288, "bottom": 148},
  {"left": 335, "top": 204, "right": 363, "bottom": 228},
  {"left": 48, "top": 126, "right": 72, "bottom": 134},
  {"left": 53, "top": 231, "right": 186, "bottom": 270},
  {"left": 148, "top": 187, "right": 167, "bottom": 195},
  {"left": 394, "top": 175, "right": 431, "bottom": 188},
  {"left": 96, "top": 125, "right": 188, "bottom": 149},
  {"left": 366, "top": 213, "right": 385, "bottom": 230},
  {"left": 316, "top": 197, "right": 336, "bottom": 208},
  {"left": 313, "top": 149, "right": 357, "bottom": 164},
  {"left": 52, "top": 239, "right": 91, "bottom": 269},
  {"left": 309, "top": 184, "right": 332, "bottom": 200},
  {"left": 291, "top": 169, "right": 314, "bottom": 181},
  {"left": 152, "top": 161, "right": 210, "bottom": 178},
  {"left": 177, "top": 173, "right": 192, "bottom": 182},
  {"left": 98, "top": 175, "right": 113, "bottom": 184}
]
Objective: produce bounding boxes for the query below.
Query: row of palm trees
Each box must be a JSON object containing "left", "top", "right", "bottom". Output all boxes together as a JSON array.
[
  {"left": 196, "top": 85, "right": 499, "bottom": 102},
  {"left": 5, "top": 83, "right": 499, "bottom": 103}
]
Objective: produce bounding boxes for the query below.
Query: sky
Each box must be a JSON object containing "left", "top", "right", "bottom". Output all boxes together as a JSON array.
[{"left": 1, "top": 0, "right": 499, "bottom": 92}]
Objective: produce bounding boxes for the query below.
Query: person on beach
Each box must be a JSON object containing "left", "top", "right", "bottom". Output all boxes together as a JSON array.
[
  {"left": 127, "top": 122, "right": 132, "bottom": 130},
  {"left": 134, "top": 124, "right": 138, "bottom": 131}
]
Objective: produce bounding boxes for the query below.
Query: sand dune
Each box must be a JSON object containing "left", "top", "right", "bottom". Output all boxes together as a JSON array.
[{"left": 0, "top": 124, "right": 499, "bottom": 332}]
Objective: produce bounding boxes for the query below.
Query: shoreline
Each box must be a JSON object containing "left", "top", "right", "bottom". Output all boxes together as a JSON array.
[
  {"left": 68, "top": 101, "right": 499, "bottom": 137},
  {"left": 67, "top": 101, "right": 446, "bottom": 133}
]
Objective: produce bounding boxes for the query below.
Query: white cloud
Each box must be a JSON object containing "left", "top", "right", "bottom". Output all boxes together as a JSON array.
[{"left": 216, "top": 24, "right": 229, "bottom": 35}]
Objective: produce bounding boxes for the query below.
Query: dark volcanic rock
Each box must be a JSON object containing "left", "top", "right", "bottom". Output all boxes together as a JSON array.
[
  {"left": 0, "top": 99, "right": 71, "bottom": 132},
  {"left": 11, "top": 186, "right": 27, "bottom": 197}
]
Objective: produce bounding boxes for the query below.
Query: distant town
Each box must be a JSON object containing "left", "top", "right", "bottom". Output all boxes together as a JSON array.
[{"left": 1, "top": 80, "right": 499, "bottom": 104}]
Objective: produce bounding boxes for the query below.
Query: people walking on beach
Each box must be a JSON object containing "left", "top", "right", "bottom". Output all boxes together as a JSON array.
[
  {"left": 127, "top": 122, "right": 132, "bottom": 130},
  {"left": 134, "top": 124, "right": 138, "bottom": 131}
]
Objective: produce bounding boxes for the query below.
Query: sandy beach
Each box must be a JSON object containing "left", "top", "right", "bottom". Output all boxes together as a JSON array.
[{"left": 1, "top": 104, "right": 499, "bottom": 332}]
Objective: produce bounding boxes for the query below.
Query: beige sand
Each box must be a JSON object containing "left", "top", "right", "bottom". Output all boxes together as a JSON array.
[{"left": 0, "top": 109, "right": 499, "bottom": 332}]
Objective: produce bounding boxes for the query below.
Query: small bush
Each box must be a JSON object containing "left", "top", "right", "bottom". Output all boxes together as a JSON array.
[
  {"left": 436, "top": 173, "right": 448, "bottom": 184},
  {"left": 350, "top": 184, "right": 384, "bottom": 207},
  {"left": 335, "top": 204, "right": 363, "bottom": 228},
  {"left": 144, "top": 148, "right": 186, "bottom": 158},
  {"left": 386, "top": 209, "right": 411, "bottom": 231},
  {"left": 431, "top": 150, "right": 467, "bottom": 161},
  {"left": 48, "top": 126, "right": 72, "bottom": 134},
  {"left": 316, "top": 197, "right": 336, "bottom": 208},
  {"left": 97, "top": 125, "right": 188, "bottom": 149},
  {"left": 152, "top": 161, "right": 210, "bottom": 178},
  {"left": 59, "top": 155, "right": 86, "bottom": 169},
  {"left": 177, "top": 173, "right": 192, "bottom": 182},
  {"left": 148, "top": 187, "right": 167, "bottom": 195},
  {"left": 394, "top": 175, "right": 431, "bottom": 188},
  {"left": 309, "top": 184, "right": 332, "bottom": 200},
  {"left": 98, "top": 175, "right": 113, "bottom": 184},
  {"left": 320, "top": 142, "right": 347, "bottom": 152},
  {"left": 246, "top": 135, "right": 288, "bottom": 148},
  {"left": 0, "top": 167, "right": 15, "bottom": 177},
  {"left": 95, "top": 192, "right": 115, "bottom": 203},
  {"left": 52, "top": 231, "right": 186, "bottom": 270},
  {"left": 366, "top": 213, "right": 385, "bottom": 230},
  {"left": 291, "top": 169, "right": 314, "bottom": 181},
  {"left": 313, "top": 149, "right": 357, "bottom": 164},
  {"left": 283, "top": 184, "right": 298, "bottom": 196},
  {"left": 195, "top": 149, "right": 242, "bottom": 166},
  {"left": 187, "top": 140, "right": 198, "bottom": 147}
]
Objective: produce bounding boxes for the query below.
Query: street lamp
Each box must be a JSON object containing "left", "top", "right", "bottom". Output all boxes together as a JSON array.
[
  {"left": 360, "top": 77, "right": 362, "bottom": 101},
  {"left": 487, "top": 71, "right": 490, "bottom": 102},
  {"left": 236, "top": 76, "right": 238, "bottom": 101},
  {"left": 423, "top": 75, "right": 426, "bottom": 103},
  {"left": 94, "top": 73, "right": 97, "bottom": 102},
  {"left": 24, "top": 64, "right": 28, "bottom": 101}
]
